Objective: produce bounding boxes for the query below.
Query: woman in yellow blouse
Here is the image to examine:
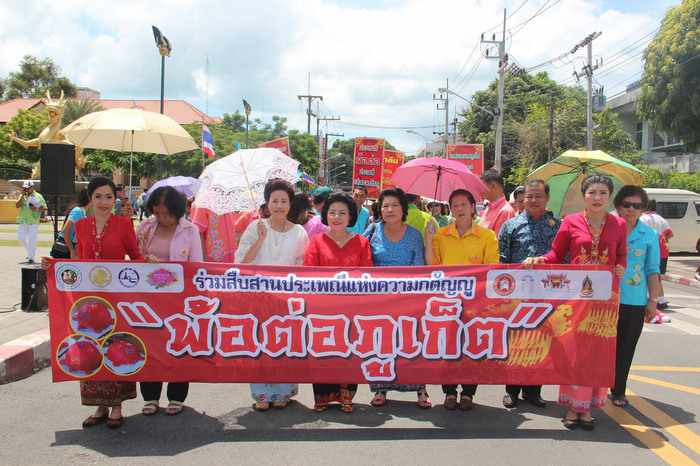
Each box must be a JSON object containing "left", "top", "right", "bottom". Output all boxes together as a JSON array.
[{"left": 425, "top": 188, "right": 499, "bottom": 411}]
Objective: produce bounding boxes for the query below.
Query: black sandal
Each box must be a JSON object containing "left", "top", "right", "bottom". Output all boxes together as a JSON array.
[
  {"left": 561, "top": 414, "right": 580, "bottom": 430},
  {"left": 612, "top": 396, "right": 628, "bottom": 407},
  {"left": 580, "top": 417, "right": 596, "bottom": 431}
]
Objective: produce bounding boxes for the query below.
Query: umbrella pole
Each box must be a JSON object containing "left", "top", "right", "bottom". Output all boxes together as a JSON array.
[
  {"left": 434, "top": 166, "right": 441, "bottom": 201},
  {"left": 128, "top": 130, "right": 134, "bottom": 200}
]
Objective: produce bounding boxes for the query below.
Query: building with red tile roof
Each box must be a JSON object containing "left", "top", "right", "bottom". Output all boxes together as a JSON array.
[{"left": 0, "top": 96, "right": 219, "bottom": 125}]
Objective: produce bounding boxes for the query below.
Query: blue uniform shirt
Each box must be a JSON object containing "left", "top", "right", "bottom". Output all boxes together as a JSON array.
[
  {"left": 621, "top": 220, "right": 660, "bottom": 306},
  {"left": 348, "top": 206, "right": 370, "bottom": 235},
  {"left": 498, "top": 211, "right": 560, "bottom": 264}
]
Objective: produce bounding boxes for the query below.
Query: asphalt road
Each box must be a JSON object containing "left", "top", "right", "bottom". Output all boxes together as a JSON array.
[{"left": 0, "top": 281, "right": 698, "bottom": 466}]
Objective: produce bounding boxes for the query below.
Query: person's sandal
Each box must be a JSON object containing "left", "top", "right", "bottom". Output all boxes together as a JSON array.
[
  {"left": 370, "top": 392, "right": 386, "bottom": 407},
  {"left": 417, "top": 390, "right": 432, "bottom": 409},
  {"left": 580, "top": 416, "right": 596, "bottom": 431},
  {"left": 443, "top": 395, "right": 458, "bottom": 410},
  {"left": 340, "top": 403, "right": 353, "bottom": 413},
  {"left": 142, "top": 401, "right": 159, "bottom": 416},
  {"left": 106, "top": 416, "right": 124, "bottom": 430},
  {"left": 82, "top": 413, "right": 108, "bottom": 428},
  {"left": 458, "top": 395, "right": 474, "bottom": 411},
  {"left": 314, "top": 403, "right": 329, "bottom": 412},
  {"left": 253, "top": 401, "right": 270, "bottom": 411},
  {"left": 272, "top": 401, "right": 289, "bottom": 409},
  {"left": 165, "top": 401, "right": 184, "bottom": 416},
  {"left": 611, "top": 396, "right": 628, "bottom": 408},
  {"left": 562, "top": 414, "right": 580, "bottom": 430}
]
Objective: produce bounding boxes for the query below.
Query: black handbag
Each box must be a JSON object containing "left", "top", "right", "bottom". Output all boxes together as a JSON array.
[{"left": 50, "top": 239, "right": 71, "bottom": 259}]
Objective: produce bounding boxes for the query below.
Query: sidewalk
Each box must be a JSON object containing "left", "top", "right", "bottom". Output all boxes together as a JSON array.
[
  {"left": 0, "top": 241, "right": 52, "bottom": 383},
  {"left": 665, "top": 254, "right": 700, "bottom": 289}
]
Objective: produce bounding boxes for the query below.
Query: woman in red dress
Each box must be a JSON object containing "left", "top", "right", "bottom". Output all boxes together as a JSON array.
[
  {"left": 526, "top": 174, "right": 626, "bottom": 431},
  {"left": 303, "top": 192, "right": 373, "bottom": 412},
  {"left": 75, "top": 177, "right": 143, "bottom": 429}
]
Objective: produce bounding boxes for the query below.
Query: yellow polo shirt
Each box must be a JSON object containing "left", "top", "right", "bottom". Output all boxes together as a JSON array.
[{"left": 432, "top": 222, "right": 499, "bottom": 265}]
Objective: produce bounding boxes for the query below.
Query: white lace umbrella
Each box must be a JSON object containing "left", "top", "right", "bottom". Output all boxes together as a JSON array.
[{"left": 194, "top": 148, "right": 300, "bottom": 215}]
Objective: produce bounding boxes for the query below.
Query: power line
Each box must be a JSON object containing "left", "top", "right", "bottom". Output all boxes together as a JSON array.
[
  {"left": 335, "top": 121, "right": 442, "bottom": 130},
  {"left": 508, "top": 0, "right": 562, "bottom": 38},
  {"left": 482, "top": 0, "right": 531, "bottom": 33}
]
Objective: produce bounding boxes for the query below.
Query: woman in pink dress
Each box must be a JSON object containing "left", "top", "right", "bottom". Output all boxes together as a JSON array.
[
  {"left": 137, "top": 186, "right": 203, "bottom": 417},
  {"left": 526, "top": 174, "right": 627, "bottom": 431},
  {"left": 303, "top": 192, "right": 373, "bottom": 412}
]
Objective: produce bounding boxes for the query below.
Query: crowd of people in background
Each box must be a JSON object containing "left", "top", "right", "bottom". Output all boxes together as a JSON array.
[{"left": 36, "top": 168, "right": 675, "bottom": 432}]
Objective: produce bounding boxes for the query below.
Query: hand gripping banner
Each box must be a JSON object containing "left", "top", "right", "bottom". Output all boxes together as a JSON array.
[{"left": 48, "top": 261, "right": 619, "bottom": 386}]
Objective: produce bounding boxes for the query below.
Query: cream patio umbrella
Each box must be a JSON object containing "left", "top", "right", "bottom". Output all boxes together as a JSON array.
[{"left": 61, "top": 108, "right": 198, "bottom": 196}]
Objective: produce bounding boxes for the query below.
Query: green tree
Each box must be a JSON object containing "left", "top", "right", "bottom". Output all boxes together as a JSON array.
[
  {"left": 271, "top": 116, "right": 288, "bottom": 138},
  {"left": 62, "top": 98, "right": 104, "bottom": 126},
  {"left": 222, "top": 111, "right": 245, "bottom": 131},
  {"left": 3, "top": 55, "right": 77, "bottom": 99},
  {"left": 638, "top": 0, "right": 700, "bottom": 150},
  {"left": 0, "top": 108, "right": 49, "bottom": 166}
]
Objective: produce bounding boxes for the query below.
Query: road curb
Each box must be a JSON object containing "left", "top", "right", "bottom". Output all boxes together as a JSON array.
[
  {"left": 0, "top": 328, "right": 51, "bottom": 384},
  {"left": 662, "top": 273, "right": 700, "bottom": 290}
]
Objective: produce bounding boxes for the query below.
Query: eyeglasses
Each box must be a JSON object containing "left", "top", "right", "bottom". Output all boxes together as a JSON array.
[{"left": 620, "top": 201, "right": 643, "bottom": 210}]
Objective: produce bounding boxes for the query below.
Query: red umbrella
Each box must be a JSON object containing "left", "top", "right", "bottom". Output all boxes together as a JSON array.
[{"left": 391, "top": 157, "right": 487, "bottom": 202}]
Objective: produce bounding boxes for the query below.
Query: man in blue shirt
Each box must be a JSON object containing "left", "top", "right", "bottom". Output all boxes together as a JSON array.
[
  {"left": 498, "top": 179, "right": 560, "bottom": 409},
  {"left": 348, "top": 186, "right": 370, "bottom": 234}
]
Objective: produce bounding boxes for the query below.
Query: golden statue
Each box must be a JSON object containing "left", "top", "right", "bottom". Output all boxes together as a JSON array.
[{"left": 8, "top": 90, "right": 85, "bottom": 175}]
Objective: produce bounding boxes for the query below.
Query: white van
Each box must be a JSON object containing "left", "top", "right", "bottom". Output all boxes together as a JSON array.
[{"left": 645, "top": 188, "right": 700, "bottom": 253}]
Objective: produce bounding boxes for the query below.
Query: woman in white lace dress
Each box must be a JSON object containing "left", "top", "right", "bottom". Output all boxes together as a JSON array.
[{"left": 234, "top": 178, "right": 309, "bottom": 411}]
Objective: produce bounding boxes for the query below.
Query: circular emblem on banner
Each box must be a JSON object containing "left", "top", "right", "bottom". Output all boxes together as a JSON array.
[
  {"left": 493, "top": 273, "right": 516, "bottom": 296},
  {"left": 89, "top": 266, "right": 112, "bottom": 288},
  {"left": 102, "top": 332, "right": 147, "bottom": 376},
  {"left": 118, "top": 267, "right": 140, "bottom": 288},
  {"left": 56, "top": 264, "right": 82, "bottom": 289}
]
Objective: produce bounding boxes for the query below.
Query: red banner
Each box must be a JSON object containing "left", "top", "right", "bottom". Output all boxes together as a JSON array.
[
  {"left": 48, "top": 261, "right": 619, "bottom": 386},
  {"left": 447, "top": 144, "right": 484, "bottom": 176},
  {"left": 352, "top": 137, "right": 384, "bottom": 198},
  {"left": 380, "top": 149, "right": 405, "bottom": 191},
  {"left": 258, "top": 137, "right": 291, "bottom": 157}
]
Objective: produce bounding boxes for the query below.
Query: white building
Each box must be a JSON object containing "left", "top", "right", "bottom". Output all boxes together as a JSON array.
[{"left": 607, "top": 81, "right": 699, "bottom": 173}]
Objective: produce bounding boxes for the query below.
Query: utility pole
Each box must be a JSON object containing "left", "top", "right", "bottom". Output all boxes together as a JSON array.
[
  {"left": 323, "top": 132, "right": 344, "bottom": 185},
  {"left": 452, "top": 113, "right": 458, "bottom": 144},
  {"left": 548, "top": 97, "right": 555, "bottom": 161},
  {"left": 316, "top": 116, "right": 340, "bottom": 183},
  {"left": 433, "top": 84, "right": 448, "bottom": 157},
  {"left": 297, "top": 72, "right": 323, "bottom": 135},
  {"left": 573, "top": 32, "right": 602, "bottom": 150},
  {"left": 482, "top": 9, "right": 507, "bottom": 172}
]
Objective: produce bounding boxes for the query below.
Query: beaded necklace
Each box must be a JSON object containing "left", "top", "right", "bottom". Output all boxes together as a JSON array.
[
  {"left": 92, "top": 214, "right": 113, "bottom": 259},
  {"left": 584, "top": 210, "right": 607, "bottom": 264}
]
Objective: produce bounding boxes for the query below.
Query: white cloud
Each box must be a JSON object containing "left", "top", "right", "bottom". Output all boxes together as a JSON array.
[{"left": 0, "top": 0, "right": 671, "bottom": 153}]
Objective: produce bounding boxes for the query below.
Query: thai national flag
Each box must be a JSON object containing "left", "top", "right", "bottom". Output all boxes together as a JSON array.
[
  {"left": 202, "top": 124, "right": 215, "bottom": 158},
  {"left": 301, "top": 171, "right": 315, "bottom": 185}
]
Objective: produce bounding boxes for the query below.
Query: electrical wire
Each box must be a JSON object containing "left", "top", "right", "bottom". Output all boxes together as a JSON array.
[{"left": 508, "top": 0, "right": 562, "bottom": 38}]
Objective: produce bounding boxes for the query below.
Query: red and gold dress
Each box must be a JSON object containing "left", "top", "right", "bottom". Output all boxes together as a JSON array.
[
  {"left": 543, "top": 211, "right": 627, "bottom": 412},
  {"left": 74, "top": 215, "right": 143, "bottom": 406},
  {"left": 303, "top": 233, "right": 373, "bottom": 410}
]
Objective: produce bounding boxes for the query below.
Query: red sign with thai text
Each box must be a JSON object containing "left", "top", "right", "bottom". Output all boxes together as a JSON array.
[
  {"left": 380, "top": 149, "right": 405, "bottom": 191},
  {"left": 258, "top": 137, "right": 291, "bottom": 157},
  {"left": 447, "top": 144, "right": 484, "bottom": 175},
  {"left": 352, "top": 137, "right": 384, "bottom": 198},
  {"left": 48, "top": 261, "right": 618, "bottom": 386}
]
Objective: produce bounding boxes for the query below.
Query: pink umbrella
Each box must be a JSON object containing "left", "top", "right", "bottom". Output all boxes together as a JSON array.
[{"left": 391, "top": 157, "right": 487, "bottom": 202}]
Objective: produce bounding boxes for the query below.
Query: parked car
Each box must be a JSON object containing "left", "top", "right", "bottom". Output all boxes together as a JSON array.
[{"left": 645, "top": 188, "right": 700, "bottom": 253}]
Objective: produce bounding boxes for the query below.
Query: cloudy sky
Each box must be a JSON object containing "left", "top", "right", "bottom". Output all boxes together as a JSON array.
[{"left": 0, "top": 0, "right": 678, "bottom": 154}]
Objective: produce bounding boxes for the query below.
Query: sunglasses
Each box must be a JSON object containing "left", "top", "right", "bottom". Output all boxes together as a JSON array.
[{"left": 620, "top": 201, "right": 643, "bottom": 210}]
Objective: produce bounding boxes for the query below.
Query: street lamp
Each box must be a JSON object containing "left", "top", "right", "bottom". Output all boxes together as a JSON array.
[
  {"left": 152, "top": 26, "right": 171, "bottom": 115},
  {"left": 243, "top": 99, "right": 251, "bottom": 148},
  {"left": 406, "top": 130, "right": 431, "bottom": 157},
  {"left": 331, "top": 171, "right": 347, "bottom": 188}
]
